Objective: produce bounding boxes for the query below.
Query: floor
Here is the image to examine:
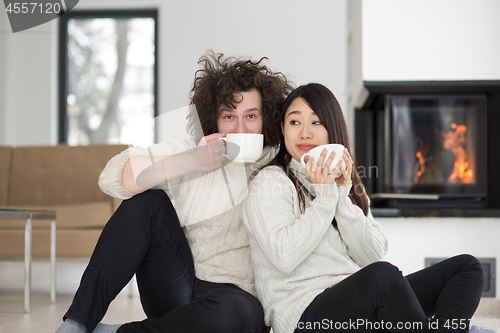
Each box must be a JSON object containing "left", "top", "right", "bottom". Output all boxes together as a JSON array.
[
  {"left": 0, "top": 292, "right": 146, "bottom": 333},
  {"left": 473, "top": 299, "right": 500, "bottom": 332},
  {"left": 0, "top": 293, "right": 499, "bottom": 333},
  {"left": 0, "top": 259, "right": 146, "bottom": 333},
  {"left": 0, "top": 259, "right": 499, "bottom": 333}
]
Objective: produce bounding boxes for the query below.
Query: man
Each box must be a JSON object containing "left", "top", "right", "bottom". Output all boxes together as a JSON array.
[{"left": 56, "top": 51, "right": 293, "bottom": 333}]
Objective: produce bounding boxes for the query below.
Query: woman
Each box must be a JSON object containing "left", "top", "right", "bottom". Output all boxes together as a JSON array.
[{"left": 242, "top": 83, "right": 484, "bottom": 333}]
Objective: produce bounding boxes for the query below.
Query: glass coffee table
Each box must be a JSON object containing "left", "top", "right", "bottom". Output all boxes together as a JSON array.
[{"left": 0, "top": 208, "right": 56, "bottom": 313}]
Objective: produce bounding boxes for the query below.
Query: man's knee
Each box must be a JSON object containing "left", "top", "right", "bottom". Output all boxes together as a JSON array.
[
  {"left": 121, "top": 189, "right": 176, "bottom": 218},
  {"left": 126, "top": 189, "right": 169, "bottom": 205},
  {"left": 208, "top": 287, "right": 266, "bottom": 333}
]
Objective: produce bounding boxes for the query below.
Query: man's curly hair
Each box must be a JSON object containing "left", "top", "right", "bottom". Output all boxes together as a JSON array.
[{"left": 187, "top": 51, "right": 293, "bottom": 147}]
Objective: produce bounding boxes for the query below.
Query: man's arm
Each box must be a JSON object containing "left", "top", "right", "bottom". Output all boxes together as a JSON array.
[
  {"left": 122, "top": 133, "right": 227, "bottom": 194},
  {"left": 122, "top": 153, "right": 197, "bottom": 194}
]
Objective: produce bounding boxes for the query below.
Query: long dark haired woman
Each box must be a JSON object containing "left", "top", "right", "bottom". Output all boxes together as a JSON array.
[{"left": 243, "top": 83, "right": 485, "bottom": 333}]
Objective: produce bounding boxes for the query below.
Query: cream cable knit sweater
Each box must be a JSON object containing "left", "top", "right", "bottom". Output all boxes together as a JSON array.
[
  {"left": 242, "top": 158, "right": 389, "bottom": 333},
  {"left": 98, "top": 138, "right": 276, "bottom": 296}
]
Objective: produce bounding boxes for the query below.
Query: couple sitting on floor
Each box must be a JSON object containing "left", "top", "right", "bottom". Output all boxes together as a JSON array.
[{"left": 56, "top": 52, "right": 485, "bottom": 333}]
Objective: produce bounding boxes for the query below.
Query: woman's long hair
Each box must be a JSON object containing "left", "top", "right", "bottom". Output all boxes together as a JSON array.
[{"left": 261, "top": 83, "right": 369, "bottom": 221}]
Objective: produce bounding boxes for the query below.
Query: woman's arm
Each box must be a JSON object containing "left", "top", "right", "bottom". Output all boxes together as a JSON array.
[
  {"left": 243, "top": 168, "right": 339, "bottom": 274},
  {"left": 335, "top": 186, "right": 389, "bottom": 266}
]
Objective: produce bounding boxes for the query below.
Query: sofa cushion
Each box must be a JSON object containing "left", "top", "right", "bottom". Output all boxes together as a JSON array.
[
  {"left": 0, "top": 201, "right": 113, "bottom": 228},
  {"left": 0, "top": 228, "right": 102, "bottom": 257},
  {"left": 8, "top": 144, "right": 128, "bottom": 206}
]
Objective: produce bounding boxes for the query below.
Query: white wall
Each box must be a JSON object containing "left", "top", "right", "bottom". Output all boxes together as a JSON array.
[
  {"left": 346, "top": 0, "right": 363, "bottom": 136},
  {"left": 0, "top": 10, "right": 58, "bottom": 146},
  {"left": 0, "top": 0, "right": 349, "bottom": 146},
  {"left": 362, "top": 0, "right": 500, "bottom": 81},
  {"left": 0, "top": 8, "right": 9, "bottom": 143},
  {"left": 380, "top": 217, "right": 500, "bottom": 296}
]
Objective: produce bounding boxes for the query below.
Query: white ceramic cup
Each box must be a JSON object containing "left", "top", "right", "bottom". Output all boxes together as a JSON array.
[
  {"left": 220, "top": 133, "right": 264, "bottom": 163},
  {"left": 300, "top": 143, "right": 346, "bottom": 178}
]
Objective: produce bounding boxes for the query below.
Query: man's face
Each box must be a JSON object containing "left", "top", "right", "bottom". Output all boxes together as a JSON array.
[{"left": 216, "top": 88, "right": 263, "bottom": 134}]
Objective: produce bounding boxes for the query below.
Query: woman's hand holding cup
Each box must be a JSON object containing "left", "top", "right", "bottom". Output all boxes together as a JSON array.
[
  {"left": 305, "top": 148, "right": 338, "bottom": 185},
  {"left": 305, "top": 147, "right": 353, "bottom": 186},
  {"left": 336, "top": 149, "right": 353, "bottom": 186}
]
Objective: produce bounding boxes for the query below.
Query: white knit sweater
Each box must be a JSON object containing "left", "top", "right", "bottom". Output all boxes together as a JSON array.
[
  {"left": 242, "top": 158, "right": 389, "bottom": 333},
  {"left": 98, "top": 138, "right": 276, "bottom": 296}
]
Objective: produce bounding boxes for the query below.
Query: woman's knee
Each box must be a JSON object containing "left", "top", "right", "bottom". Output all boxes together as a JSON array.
[
  {"left": 456, "top": 254, "right": 483, "bottom": 270},
  {"left": 452, "top": 254, "right": 484, "bottom": 281},
  {"left": 363, "top": 261, "right": 407, "bottom": 291},
  {"left": 364, "top": 261, "right": 401, "bottom": 278}
]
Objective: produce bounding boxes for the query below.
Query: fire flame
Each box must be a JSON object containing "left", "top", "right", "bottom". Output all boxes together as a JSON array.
[
  {"left": 442, "top": 123, "right": 474, "bottom": 184},
  {"left": 414, "top": 137, "right": 429, "bottom": 183}
]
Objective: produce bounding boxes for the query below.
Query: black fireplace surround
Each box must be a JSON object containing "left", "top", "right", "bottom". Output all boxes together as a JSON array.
[{"left": 355, "top": 81, "right": 500, "bottom": 217}]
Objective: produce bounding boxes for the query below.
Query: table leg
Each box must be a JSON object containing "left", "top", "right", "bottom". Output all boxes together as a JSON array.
[
  {"left": 24, "top": 214, "right": 32, "bottom": 314},
  {"left": 50, "top": 219, "right": 56, "bottom": 304}
]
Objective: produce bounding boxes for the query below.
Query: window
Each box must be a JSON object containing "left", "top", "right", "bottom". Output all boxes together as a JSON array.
[{"left": 59, "top": 10, "right": 157, "bottom": 147}]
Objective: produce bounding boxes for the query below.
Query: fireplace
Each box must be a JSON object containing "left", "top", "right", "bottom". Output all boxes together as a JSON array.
[{"left": 355, "top": 81, "right": 500, "bottom": 216}]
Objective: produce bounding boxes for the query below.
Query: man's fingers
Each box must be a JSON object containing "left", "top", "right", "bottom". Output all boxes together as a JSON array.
[
  {"left": 199, "top": 133, "right": 226, "bottom": 147},
  {"left": 207, "top": 143, "right": 215, "bottom": 171},
  {"left": 206, "top": 133, "right": 226, "bottom": 142}
]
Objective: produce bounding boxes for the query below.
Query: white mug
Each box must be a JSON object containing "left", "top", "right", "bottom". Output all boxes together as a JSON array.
[
  {"left": 221, "top": 133, "right": 264, "bottom": 163},
  {"left": 300, "top": 143, "right": 346, "bottom": 178}
]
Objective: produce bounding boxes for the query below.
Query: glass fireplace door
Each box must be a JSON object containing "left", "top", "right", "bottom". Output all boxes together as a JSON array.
[{"left": 386, "top": 95, "right": 487, "bottom": 197}]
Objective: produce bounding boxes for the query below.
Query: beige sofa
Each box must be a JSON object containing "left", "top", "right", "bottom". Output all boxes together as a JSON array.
[{"left": 0, "top": 144, "right": 128, "bottom": 257}]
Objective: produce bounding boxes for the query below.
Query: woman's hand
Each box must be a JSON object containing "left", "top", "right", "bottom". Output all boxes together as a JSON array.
[
  {"left": 336, "top": 149, "right": 353, "bottom": 186},
  {"left": 305, "top": 148, "right": 338, "bottom": 185},
  {"left": 191, "top": 133, "right": 227, "bottom": 172},
  {"left": 305, "top": 148, "right": 353, "bottom": 186}
]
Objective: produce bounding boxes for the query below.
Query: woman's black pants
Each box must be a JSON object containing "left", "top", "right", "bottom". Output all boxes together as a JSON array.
[
  {"left": 63, "top": 190, "right": 267, "bottom": 333},
  {"left": 296, "top": 255, "right": 484, "bottom": 333}
]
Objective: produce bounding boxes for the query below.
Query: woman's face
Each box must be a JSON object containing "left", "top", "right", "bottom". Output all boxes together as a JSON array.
[{"left": 282, "top": 97, "right": 329, "bottom": 162}]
